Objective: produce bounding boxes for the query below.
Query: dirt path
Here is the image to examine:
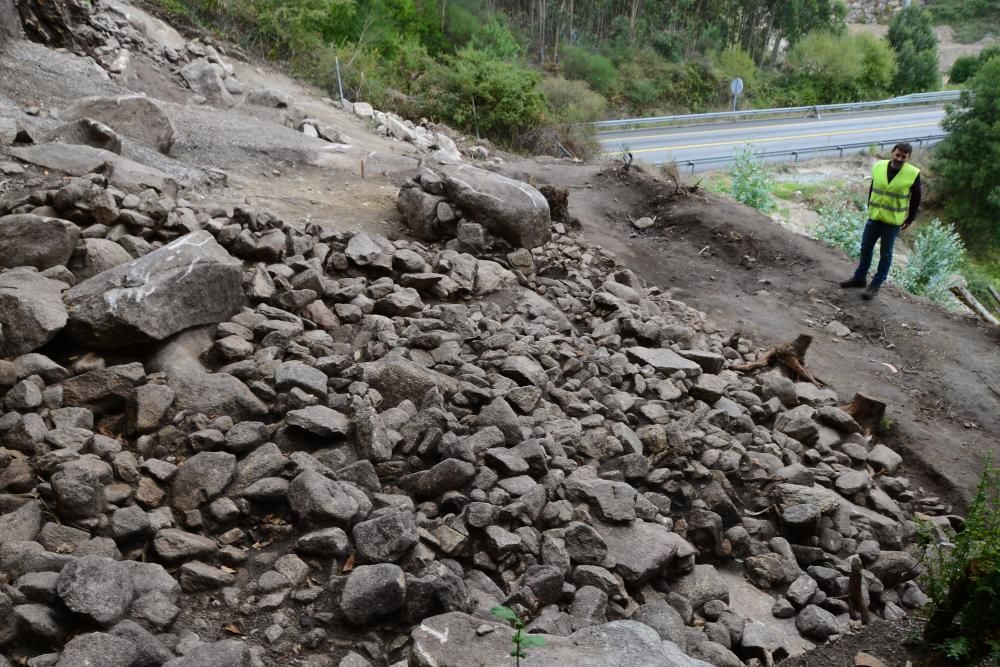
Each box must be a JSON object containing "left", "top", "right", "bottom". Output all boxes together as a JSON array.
[{"left": 504, "top": 158, "right": 1000, "bottom": 508}]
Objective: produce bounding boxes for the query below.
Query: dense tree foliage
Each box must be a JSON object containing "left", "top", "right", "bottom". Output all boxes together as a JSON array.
[
  {"left": 156, "top": 0, "right": 951, "bottom": 150},
  {"left": 887, "top": 6, "right": 942, "bottom": 94},
  {"left": 934, "top": 56, "right": 1000, "bottom": 246},
  {"left": 949, "top": 46, "right": 1000, "bottom": 84}
]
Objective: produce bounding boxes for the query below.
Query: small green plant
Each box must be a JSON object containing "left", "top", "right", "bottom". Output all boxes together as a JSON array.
[
  {"left": 491, "top": 606, "right": 546, "bottom": 665},
  {"left": 878, "top": 417, "right": 895, "bottom": 433},
  {"left": 729, "top": 145, "right": 775, "bottom": 213},
  {"left": 890, "top": 218, "right": 966, "bottom": 305},
  {"left": 917, "top": 457, "right": 1000, "bottom": 665},
  {"left": 811, "top": 205, "right": 865, "bottom": 258}
]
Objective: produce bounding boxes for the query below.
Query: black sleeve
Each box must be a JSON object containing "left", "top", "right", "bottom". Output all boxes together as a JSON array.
[{"left": 907, "top": 174, "right": 921, "bottom": 222}]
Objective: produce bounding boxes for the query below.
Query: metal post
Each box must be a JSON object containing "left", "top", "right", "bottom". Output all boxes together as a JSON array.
[{"left": 335, "top": 57, "right": 345, "bottom": 102}]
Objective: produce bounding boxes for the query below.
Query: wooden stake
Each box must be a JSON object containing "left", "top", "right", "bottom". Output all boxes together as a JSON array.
[
  {"left": 950, "top": 285, "right": 999, "bottom": 326},
  {"left": 848, "top": 555, "right": 874, "bottom": 625}
]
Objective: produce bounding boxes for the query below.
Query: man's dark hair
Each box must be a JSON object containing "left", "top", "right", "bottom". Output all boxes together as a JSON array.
[{"left": 892, "top": 142, "right": 913, "bottom": 155}]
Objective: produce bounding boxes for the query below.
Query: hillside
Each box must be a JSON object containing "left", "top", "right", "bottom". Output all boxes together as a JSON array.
[{"left": 0, "top": 2, "right": 998, "bottom": 667}]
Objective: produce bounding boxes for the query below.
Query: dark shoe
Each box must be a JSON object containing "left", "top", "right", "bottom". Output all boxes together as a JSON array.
[
  {"left": 840, "top": 278, "right": 866, "bottom": 288},
  {"left": 862, "top": 286, "right": 880, "bottom": 300}
]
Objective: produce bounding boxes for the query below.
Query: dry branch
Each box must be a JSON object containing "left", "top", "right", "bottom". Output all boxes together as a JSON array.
[
  {"left": 950, "top": 285, "right": 1000, "bottom": 326},
  {"left": 731, "top": 333, "right": 826, "bottom": 386}
]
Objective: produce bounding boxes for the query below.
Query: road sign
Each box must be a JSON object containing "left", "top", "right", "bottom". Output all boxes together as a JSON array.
[{"left": 730, "top": 78, "right": 744, "bottom": 96}]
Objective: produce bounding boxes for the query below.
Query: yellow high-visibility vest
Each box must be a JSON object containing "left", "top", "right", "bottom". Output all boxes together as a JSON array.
[{"left": 868, "top": 160, "right": 919, "bottom": 225}]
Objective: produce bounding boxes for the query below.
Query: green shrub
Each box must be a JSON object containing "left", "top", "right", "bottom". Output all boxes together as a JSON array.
[
  {"left": 935, "top": 56, "right": 1000, "bottom": 247},
  {"left": 417, "top": 48, "right": 546, "bottom": 144},
  {"left": 917, "top": 458, "right": 1000, "bottom": 665},
  {"left": 948, "top": 46, "right": 1000, "bottom": 84},
  {"left": 729, "top": 146, "right": 775, "bottom": 213},
  {"left": 812, "top": 206, "right": 865, "bottom": 258},
  {"left": 540, "top": 76, "right": 607, "bottom": 125},
  {"left": 625, "top": 78, "right": 658, "bottom": 113},
  {"left": 560, "top": 45, "right": 618, "bottom": 96},
  {"left": 888, "top": 6, "right": 942, "bottom": 93},
  {"left": 891, "top": 218, "right": 966, "bottom": 303},
  {"left": 711, "top": 46, "right": 758, "bottom": 91}
]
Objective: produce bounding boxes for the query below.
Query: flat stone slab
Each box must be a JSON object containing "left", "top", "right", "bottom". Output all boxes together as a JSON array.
[{"left": 625, "top": 347, "right": 702, "bottom": 377}]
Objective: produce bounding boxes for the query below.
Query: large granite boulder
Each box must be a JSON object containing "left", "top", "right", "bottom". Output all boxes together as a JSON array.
[
  {"left": 181, "top": 58, "right": 235, "bottom": 108},
  {"left": 60, "top": 95, "right": 177, "bottom": 154},
  {"left": 411, "top": 612, "right": 713, "bottom": 666},
  {"left": 439, "top": 164, "right": 551, "bottom": 248},
  {"left": 0, "top": 268, "right": 68, "bottom": 356},
  {"left": 64, "top": 231, "right": 244, "bottom": 347},
  {"left": 0, "top": 214, "right": 80, "bottom": 270}
]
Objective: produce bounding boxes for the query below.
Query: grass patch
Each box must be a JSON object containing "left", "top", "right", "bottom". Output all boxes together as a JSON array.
[
  {"left": 772, "top": 179, "right": 845, "bottom": 203},
  {"left": 926, "top": 0, "right": 1000, "bottom": 44}
]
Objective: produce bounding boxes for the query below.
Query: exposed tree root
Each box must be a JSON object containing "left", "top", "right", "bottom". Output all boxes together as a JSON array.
[{"left": 731, "top": 333, "right": 827, "bottom": 387}]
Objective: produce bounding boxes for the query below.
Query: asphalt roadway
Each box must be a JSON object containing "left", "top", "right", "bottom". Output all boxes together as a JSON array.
[{"left": 597, "top": 106, "right": 947, "bottom": 171}]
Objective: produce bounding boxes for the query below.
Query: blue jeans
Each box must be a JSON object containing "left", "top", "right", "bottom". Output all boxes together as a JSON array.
[{"left": 852, "top": 219, "right": 901, "bottom": 289}]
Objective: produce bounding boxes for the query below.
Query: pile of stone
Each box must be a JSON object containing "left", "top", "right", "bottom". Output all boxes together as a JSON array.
[
  {"left": 0, "top": 160, "right": 948, "bottom": 667},
  {"left": 844, "top": 0, "right": 906, "bottom": 24}
]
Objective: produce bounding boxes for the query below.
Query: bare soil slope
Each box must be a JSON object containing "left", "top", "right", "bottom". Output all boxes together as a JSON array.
[{"left": 505, "top": 158, "right": 1000, "bottom": 508}]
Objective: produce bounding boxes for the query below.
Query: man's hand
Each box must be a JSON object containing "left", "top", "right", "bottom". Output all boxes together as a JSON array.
[{"left": 901, "top": 220, "right": 913, "bottom": 231}]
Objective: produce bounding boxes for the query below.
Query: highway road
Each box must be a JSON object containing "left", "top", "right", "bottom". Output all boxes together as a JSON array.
[{"left": 597, "top": 106, "right": 947, "bottom": 171}]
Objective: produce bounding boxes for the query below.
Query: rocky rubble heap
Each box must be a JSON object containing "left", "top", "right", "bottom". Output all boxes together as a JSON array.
[{"left": 0, "top": 163, "right": 948, "bottom": 667}]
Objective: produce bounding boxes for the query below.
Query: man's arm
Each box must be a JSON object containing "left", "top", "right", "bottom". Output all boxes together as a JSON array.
[{"left": 902, "top": 175, "right": 921, "bottom": 229}]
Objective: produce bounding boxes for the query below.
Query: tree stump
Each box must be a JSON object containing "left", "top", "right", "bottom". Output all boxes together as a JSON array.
[
  {"left": 840, "top": 393, "right": 887, "bottom": 434},
  {"left": 731, "top": 333, "right": 826, "bottom": 386}
]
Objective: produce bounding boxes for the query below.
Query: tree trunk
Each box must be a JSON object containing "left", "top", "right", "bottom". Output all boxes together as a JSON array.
[
  {"left": 731, "top": 334, "right": 826, "bottom": 386},
  {"left": 538, "top": 0, "right": 546, "bottom": 66},
  {"left": 628, "top": 0, "right": 642, "bottom": 44},
  {"left": 848, "top": 555, "right": 874, "bottom": 624},
  {"left": 950, "top": 285, "right": 1000, "bottom": 325},
  {"left": 839, "top": 394, "right": 887, "bottom": 434}
]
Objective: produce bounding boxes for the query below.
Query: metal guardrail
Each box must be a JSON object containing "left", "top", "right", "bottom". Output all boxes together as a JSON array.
[
  {"left": 674, "top": 134, "right": 948, "bottom": 174},
  {"left": 592, "top": 91, "right": 961, "bottom": 130}
]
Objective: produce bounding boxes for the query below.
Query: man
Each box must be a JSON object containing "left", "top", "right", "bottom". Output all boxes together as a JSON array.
[{"left": 840, "top": 142, "right": 922, "bottom": 300}]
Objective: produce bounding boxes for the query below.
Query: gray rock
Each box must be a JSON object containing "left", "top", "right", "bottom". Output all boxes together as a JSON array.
[
  {"left": 439, "top": 165, "right": 551, "bottom": 249},
  {"left": 564, "top": 521, "right": 608, "bottom": 565},
  {"left": 57, "top": 556, "right": 134, "bottom": 626},
  {"left": 171, "top": 451, "right": 237, "bottom": 511},
  {"left": 152, "top": 528, "right": 218, "bottom": 563},
  {"left": 868, "top": 444, "right": 903, "bottom": 475},
  {"left": 296, "top": 527, "right": 351, "bottom": 557},
  {"left": 411, "top": 612, "right": 712, "bottom": 666},
  {"left": 163, "top": 640, "right": 251, "bottom": 667},
  {"left": 0, "top": 214, "right": 80, "bottom": 270},
  {"left": 835, "top": 469, "right": 871, "bottom": 495},
  {"left": 869, "top": 551, "right": 920, "bottom": 588},
  {"left": 49, "top": 117, "right": 123, "bottom": 154},
  {"left": 478, "top": 397, "right": 522, "bottom": 445},
  {"left": 180, "top": 59, "right": 236, "bottom": 107},
  {"left": 625, "top": 347, "right": 702, "bottom": 377},
  {"left": 594, "top": 520, "right": 692, "bottom": 584},
  {"left": 275, "top": 361, "right": 328, "bottom": 397},
  {"left": 633, "top": 600, "right": 687, "bottom": 649},
  {"left": 288, "top": 471, "right": 372, "bottom": 527},
  {"left": 179, "top": 561, "right": 236, "bottom": 592},
  {"left": 129, "top": 591, "right": 180, "bottom": 631},
  {"left": 360, "top": 357, "right": 466, "bottom": 408},
  {"left": 787, "top": 574, "right": 818, "bottom": 608},
  {"left": 57, "top": 631, "right": 138, "bottom": 667},
  {"left": 51, "top": 465, "right": 105, "bottom": 519},
  {"left": 501, "top": 356, "right": 548, "bottom": 388},
  {"left": 0, "top": 500, "right": 43, "bottom": 546},
  {"left": 110, "top": 619, "right": 175, "bottom": 666},
  {"left": 65, "top": 232, "right": 244, "bottom": 347},
  {"left": 672, "top": 564, "right": 729, "bottom": 612},
  {"left": 795, "top": 604, "right": 840, "bottom": 641},
  {"left": 354, "top": 404, "right": 393, "bottom": 462},
  {"left": 61, "top": 95, "right": 177, "bottom": 154},
  {"left": 744, "top": 554, "right": 788, "bottom": 589},
  {"left": 401, "top": 458, "right": 475, "bottom": 498},
  {"left": 0, "top": 268, "right": 68, "bottom": 357},
  {"left": 69, "top": 239, "right": 134, "bottom": 282},
  {"left": 352, "top": 509, "right": 418, "bottom": 563},
  {"left": 396, "top": 186, "right": 448, "bottom": 241},
  {"left": 340, "top": 563, "right": 407, "bottom": 625},
  {"left": 287, "top": 405, "right": 351, "bottom": 438},
  {"left": 570, "top": 585, "right": 608, "bottom": 630},
  {"left": 780, "top": 503, "right": 820, "bottom": 535}
]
